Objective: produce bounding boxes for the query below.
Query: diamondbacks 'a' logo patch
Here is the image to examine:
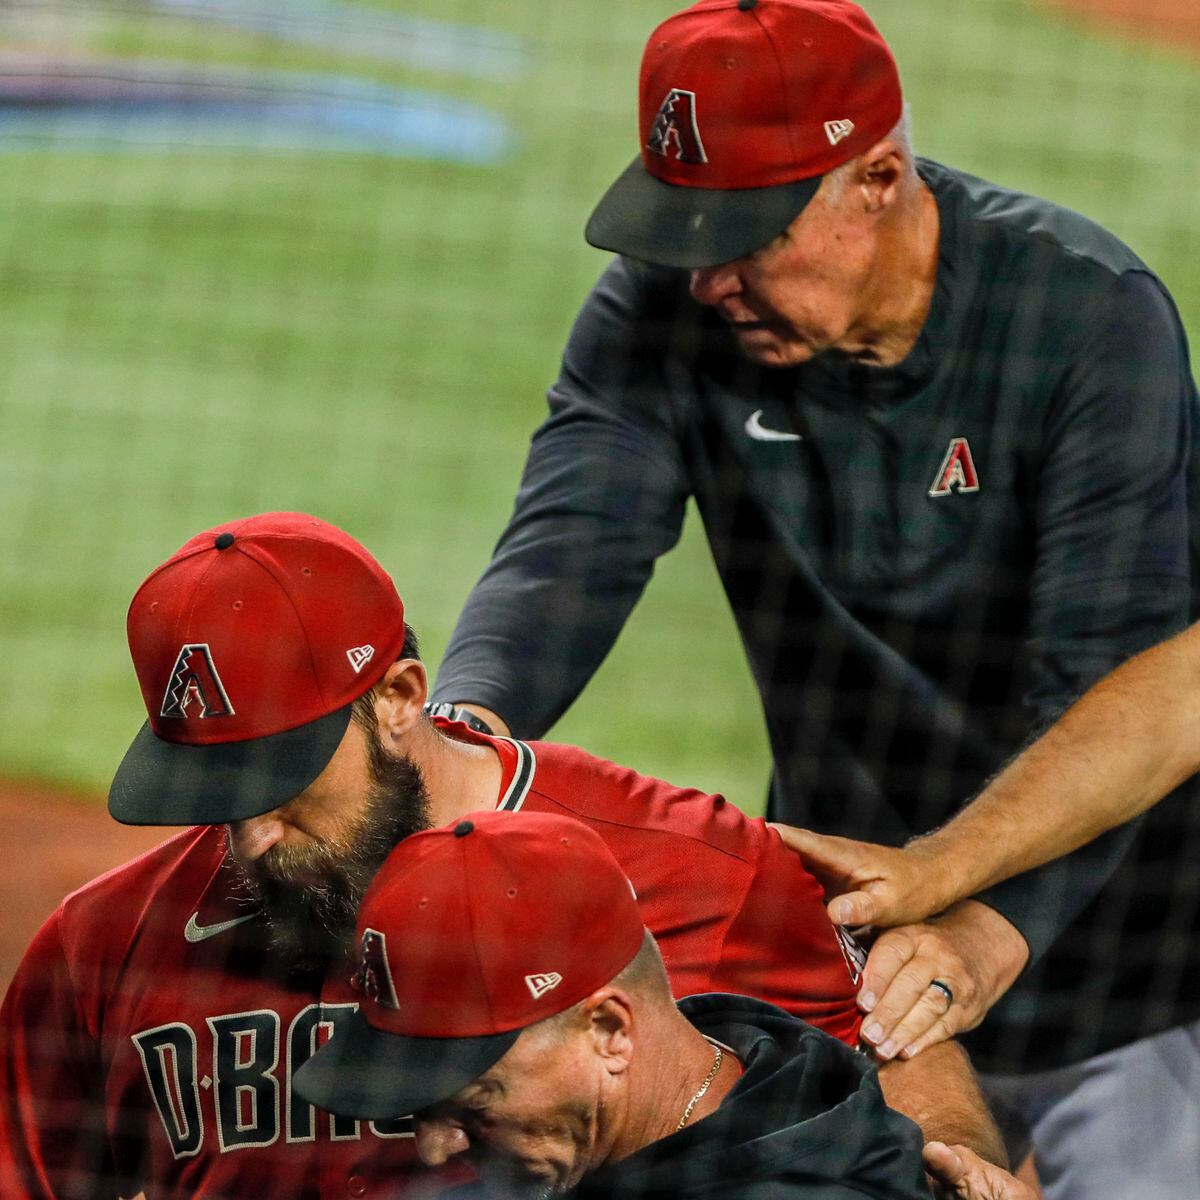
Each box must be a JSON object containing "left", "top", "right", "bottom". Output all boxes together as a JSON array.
[
  {"left": 525, "top": 971, "right": 563, "bottom": 1000},
  {"left": 646, "top": 89, "right": 707, "bottom": 164},
  {"left": 835, "top": 925, "right": 867, "bottom": 986},
  {"left": 928, "top": 436, "right": 980, "bottom": 497},
  {"left": 160, "top": 643, "right": 234, "bottom": 719},
  {"left": 352, "top": 928, "right": 401, "bottom": 1011}
]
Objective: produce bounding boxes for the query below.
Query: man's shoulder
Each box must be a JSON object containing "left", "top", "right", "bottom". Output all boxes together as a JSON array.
[
  {"left": 522, "top": 740, "right": 767, "bottom": 864},
  {"left": 679, "top": 992, "right": 852, "bottom": 1061},
  {"left": 589, "top": 253, "right": 693, "bottom": 305},
  {"left": 582, "top": 995, "right": 927, "bottom": 1200},
  {"left": 57, "top": 825, "right": 226, "bottom": 943},
  {"left": 575, "top": 253, "right": 716, "bottom": 356},
  {"left": 10, "top": 826, "right": 232, "bottom": 1012},
  {"left": 923, "top": 158, "right": 1147, "bottom": 279}
]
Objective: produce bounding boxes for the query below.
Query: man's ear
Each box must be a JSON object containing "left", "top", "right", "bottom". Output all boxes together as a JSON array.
[
  {"left": 374, "top": 659, "right": 429, "bottom": 745},
  {"left": 582, "top": 989, "right": 635, "bottom": 1076},
  {"left": 857, "top": 140, "right": 905, "bottom": 214}
]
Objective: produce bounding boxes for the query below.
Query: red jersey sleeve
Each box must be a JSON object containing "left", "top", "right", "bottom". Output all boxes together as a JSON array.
[
  {"left": 0, "top": 910, "right": 120, "bottom": 1200},
  {"left": 705, "top": 820, "right": 863, "bottom": 1046}
]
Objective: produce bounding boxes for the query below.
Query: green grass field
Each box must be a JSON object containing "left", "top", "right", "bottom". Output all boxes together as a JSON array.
[{"left": 2, "top": 0, "right": 1198, "bottom": 810}]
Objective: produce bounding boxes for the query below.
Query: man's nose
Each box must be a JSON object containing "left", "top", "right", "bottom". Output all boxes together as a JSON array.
[
  {"left": 414, "top": 1116, "right": 471, "bottom": 1167},
  {"left": 226, "top": 810, "right": 288, "bottom": 863},
  {"left": 688, "top": 259, "right": 741, "bottom": 306}
]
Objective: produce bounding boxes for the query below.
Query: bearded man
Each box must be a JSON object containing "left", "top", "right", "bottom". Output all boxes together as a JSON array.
[{"left": 0, "top": 512, "right": 1000, "bottom": 1200}]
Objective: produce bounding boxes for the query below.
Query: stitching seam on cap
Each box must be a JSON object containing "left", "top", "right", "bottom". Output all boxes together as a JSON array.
[
  {"left": 179, "top": 548, "right": 240, "bottom": 636},
  {"left": 129, "top": 533, "right": 231, "bottom": 609},
  {"left": 752, "top": 7, "right": 802, "bottom": 175},
  {"left": 236, "top": 541, "right": 332, "bottom": 707},
  {"left": 461, "top": 839, "right": 496, "bottom": 1034}
]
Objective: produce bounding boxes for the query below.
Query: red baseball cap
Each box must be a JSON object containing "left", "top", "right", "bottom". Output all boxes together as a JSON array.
[
  {"left": 292, "top": 810, "right": 647, "bottom": 1119},
  {"left": 586, "top": 0, "right": 903, "bottom": 268},
  {"left": 108, "top": 512, "right": 408, "bottom": 825}
]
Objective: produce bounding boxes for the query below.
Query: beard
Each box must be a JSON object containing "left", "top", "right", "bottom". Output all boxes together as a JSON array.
[{"left": 229, "top": 726, "right": 431, "bottom": 971}]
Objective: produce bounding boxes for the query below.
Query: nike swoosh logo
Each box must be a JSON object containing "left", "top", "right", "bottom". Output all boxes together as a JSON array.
[
  {"left": 744, "top": 409, "right": 802, "bottom": 442},
  {"left": 184, "top": 912, "right": 257, "bottom": 943}
]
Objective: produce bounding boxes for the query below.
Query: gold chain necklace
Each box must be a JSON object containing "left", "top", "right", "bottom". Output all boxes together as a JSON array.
[{"left": 675, "top": 1042, "right": 724, "bottom": 1131}]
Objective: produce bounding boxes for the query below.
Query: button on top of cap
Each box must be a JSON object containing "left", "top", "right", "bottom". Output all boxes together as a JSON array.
[
  {"left": 737, "top": 0, "right": 758, "bottom": 10},
  {"left": 214, "top": 532, "right": 236, "bottom": 550},
  {"left": 454, "top": 820, "right": 474, "bottom": 838}
]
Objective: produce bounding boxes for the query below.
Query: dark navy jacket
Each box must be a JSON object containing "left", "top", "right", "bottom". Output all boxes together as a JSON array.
[
  {"left": 575, "top": 995, "right": 929, "bottom": 1200},
  {"left": 435, "top": 161, "right": 1200, "bottom": 1071}
]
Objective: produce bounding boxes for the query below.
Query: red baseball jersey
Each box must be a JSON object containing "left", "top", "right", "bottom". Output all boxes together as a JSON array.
[{"left": 0, "top": 726, "right": 861, "bottom": 1199}]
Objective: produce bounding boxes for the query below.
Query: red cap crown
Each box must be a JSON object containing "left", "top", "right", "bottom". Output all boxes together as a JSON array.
[
  {"left": 640, "top": 0, "right": 902, "bottom": 190},
  {"left": 351, "top": 811, "right": 646, "bottom": 1039},
  {"left": 127, "top": 512, "right": 407, "bottom": 746}
]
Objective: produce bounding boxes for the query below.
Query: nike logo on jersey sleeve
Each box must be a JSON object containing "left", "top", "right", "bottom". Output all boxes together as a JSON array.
[
  {"left": 184, "top": 912, "right": 258, "bottom": 943},
  {"left": 745, "top": 409, "right": 802, "bottom": 442}
]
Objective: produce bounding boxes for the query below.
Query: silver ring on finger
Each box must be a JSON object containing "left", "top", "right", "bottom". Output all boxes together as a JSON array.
[{"left": 929, "top": 979, "right": 954, "bottom": 1012}]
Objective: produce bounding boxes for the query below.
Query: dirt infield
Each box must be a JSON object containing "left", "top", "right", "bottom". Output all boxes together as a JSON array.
[
  {"left": 0, "top": 783, "right": 181, "bottom": 992},
  {"left": 1043, "top": 0, "right": 1200, "bottom": 53}
]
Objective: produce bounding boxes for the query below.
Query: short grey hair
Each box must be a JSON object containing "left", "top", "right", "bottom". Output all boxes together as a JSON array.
[
  {"left": 819, "top": 104, "right": 914, "bottom": 202},
  {"left": 531, "top": 930, "right": 670, "bottom": 1042}
]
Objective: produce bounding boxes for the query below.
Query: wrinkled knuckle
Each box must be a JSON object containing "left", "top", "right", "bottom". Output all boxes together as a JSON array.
[
  {"left": 869, "top": 1001, "right": 906, "bottom": 1030},
  {"left": 894, "top": 959, "right": 931, "bottom": 989},
  {"left": 900, "top": 1015, "right": 937, "bottom": 1046},
  {"left": 932, "top": 1017, "right": 956, "bottom": 1042},
  {"left": 956, "top": 974, "right": 981, "bottom": 1003},
  {"left": 872, "top": 935, "right": 914, "bottom": 965},
  {"left": 865, "top": 952, "right": 906, "bottom": 984}
]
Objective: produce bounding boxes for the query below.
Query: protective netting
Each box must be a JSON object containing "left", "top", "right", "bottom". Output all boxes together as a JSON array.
[
  {"left": 3, "top": 0, "right": 1200, "bottom": 1095},
  {"left": 2, "top": 0, "right": 1195, "bottom": 805}
]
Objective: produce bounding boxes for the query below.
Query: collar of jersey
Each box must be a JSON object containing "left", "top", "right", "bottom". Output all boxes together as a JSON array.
[{"left": 428, "top": 715, "right": 537, "bottom": 814}]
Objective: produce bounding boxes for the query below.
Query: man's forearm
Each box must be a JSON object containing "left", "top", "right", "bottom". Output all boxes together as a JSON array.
[
  {"left": 877, "top": 1042, "right": 1007, "bottom": 1169},
  {"left": 910, "top": 622, "right": 1200, "bottom": 898}
]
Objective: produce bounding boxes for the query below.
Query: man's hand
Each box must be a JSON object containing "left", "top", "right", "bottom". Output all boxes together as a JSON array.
[
  {"left": 924, "top": 1143, "right": 1039, "bottom": 1200},
  {"left": 769, "top": 824, "right": 963, "bottom": 927},
  {"left": 768, "top": 826, "right": 1030, "bottom": 1058},
  {"left": 857, "top": 901, "right": 1028, "bottom": 1061}
]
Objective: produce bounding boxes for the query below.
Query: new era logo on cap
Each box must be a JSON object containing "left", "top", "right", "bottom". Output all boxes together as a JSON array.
[
  {"left": 525, "top": 972, "right": 563, "bottom": 1000},
  {"left": 824, "top": 119, "right": 855, "bottom": 146},
  {"left": 346, "top": 645, "right": 375, "bottom": 673}
]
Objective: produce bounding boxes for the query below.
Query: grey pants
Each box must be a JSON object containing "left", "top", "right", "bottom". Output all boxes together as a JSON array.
[{"left": 980, "top": 1019, "right": 1200, "bottom": 1200}]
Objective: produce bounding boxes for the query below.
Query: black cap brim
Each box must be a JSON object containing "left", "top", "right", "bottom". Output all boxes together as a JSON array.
[
  {"left": 108, "top": 702, "right": 354, "bottom": 826},
  {"left": 293, "top": 1007, "right": 522, "bottom": 1120},
  {"left": 585, "top": 155, "right": 824, "bottom": 270}
]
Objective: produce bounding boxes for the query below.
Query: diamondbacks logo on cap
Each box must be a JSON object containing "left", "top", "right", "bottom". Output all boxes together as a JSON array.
[
  {"left": 160, "top": 644, "right": 234, "bottom": 719},
  {"left": 928, "top": 436, "right": 981, "bottom": 497},
  {"left": 525, "top": 971, "right": 563, "bottom": 1000},
  {"left": 352, "top": 928, "right": 401, "bottom": 1011},
  {"left": 346, "top": 644, "right": 375, "bottom": 673},
  {"left": 824, "top": 119, "right": 855, "bottom": 146},
  {"left": 647, "top": 89, "right": 707, "bottom": 164}
]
